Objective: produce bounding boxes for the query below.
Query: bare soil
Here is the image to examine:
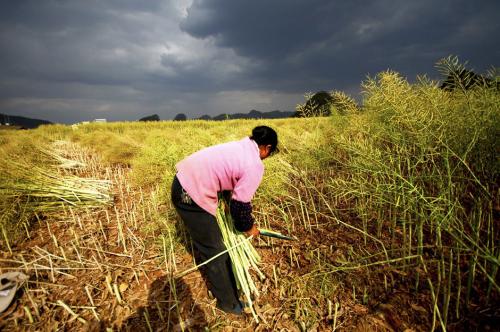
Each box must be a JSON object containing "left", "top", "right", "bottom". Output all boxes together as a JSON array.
[{"left": 1, "top": 147, "right": 498, "bottom": 331}]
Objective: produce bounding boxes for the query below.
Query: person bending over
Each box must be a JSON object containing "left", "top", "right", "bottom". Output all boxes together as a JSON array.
[{"left": 171, "top": 125, "right": 278, "bottom": 314}]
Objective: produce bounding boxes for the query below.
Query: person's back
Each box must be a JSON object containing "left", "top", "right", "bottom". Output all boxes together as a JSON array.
[{"left": 176, "top": 137, "right": 264, "bottom": 216}]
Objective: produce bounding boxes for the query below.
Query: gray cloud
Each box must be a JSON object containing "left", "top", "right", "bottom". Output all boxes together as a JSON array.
[
  {"left": 181, "top": 0, "right": 500, "bottom": 90},
  {"left": 0, "top": 0, "right": 498, "bottom": 123}
]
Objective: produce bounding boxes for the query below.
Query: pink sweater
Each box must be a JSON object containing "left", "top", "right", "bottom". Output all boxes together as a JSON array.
[{"left": 175, "top": 137, "right": 264, "bottom": 216}]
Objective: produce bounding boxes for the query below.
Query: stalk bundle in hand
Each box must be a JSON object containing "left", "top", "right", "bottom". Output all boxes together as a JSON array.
[{"left": 216, "top": 197, "right": 264, "bottom": 322}]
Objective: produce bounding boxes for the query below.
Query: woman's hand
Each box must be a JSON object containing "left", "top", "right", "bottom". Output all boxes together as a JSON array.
[{"left": 245, "top": 224, "right": 260, "bottom": 238}]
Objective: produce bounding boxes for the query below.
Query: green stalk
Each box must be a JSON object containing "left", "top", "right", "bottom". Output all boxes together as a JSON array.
[{"left": 215, "top": 197, "right": 263, "bottom": 322}]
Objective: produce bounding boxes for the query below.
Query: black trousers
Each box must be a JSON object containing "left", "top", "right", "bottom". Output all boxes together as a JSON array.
[{"left": 171, "top": 175, "right": 240, "bottom": 308}]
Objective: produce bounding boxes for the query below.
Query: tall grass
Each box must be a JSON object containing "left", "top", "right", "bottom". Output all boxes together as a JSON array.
[{"left": 321, "top": 67, "right": 499, "bottom": 329}]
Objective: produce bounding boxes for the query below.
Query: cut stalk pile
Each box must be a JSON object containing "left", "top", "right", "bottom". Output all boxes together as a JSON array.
[
  {"left": 0, "top": 146, "right": 112, "bottom": 248},
  {"left": 216, "top": 197, "right": 265, "bottom": 322},
  {"left": 0, "top": 161, "right": 111, "bottom": 212}
]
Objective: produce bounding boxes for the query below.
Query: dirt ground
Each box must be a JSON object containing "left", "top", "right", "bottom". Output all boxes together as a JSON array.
[
  {"left": 1, "top": 146, "right": 498, "bottom": 331},
  {"left": 0, "top": 182, "right": 426, "bottom": 331}
]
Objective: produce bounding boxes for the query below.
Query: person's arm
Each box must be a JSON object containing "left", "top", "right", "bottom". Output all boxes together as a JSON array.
[
  {"left": 230, "top": 167, "right": 264, "bottom": 236},
  {"left": 230, "top": 199, "right": 257, "bottom": 235}
]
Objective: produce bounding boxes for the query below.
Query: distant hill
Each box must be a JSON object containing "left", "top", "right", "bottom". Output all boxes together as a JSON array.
[
  {"left": 138, "top": 114, "right": 160, "bottom": 121},
  {"left": 197, "top": 109, "right": 294, "bottom": 121},
  {"left": 173, "top": 113, "right": 187, "bottom": 121},
  {"left": 0, "top": 113, "right": 52, "bottom": 129}
]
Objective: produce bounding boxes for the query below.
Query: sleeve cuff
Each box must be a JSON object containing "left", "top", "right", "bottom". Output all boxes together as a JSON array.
[{"left": 230, "top": 199, "right": 254, "bottom": 232}]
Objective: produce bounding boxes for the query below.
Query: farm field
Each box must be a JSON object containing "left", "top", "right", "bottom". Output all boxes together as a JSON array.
[{"left": 0, "top": 71, "right": 499, "bottom": 331}]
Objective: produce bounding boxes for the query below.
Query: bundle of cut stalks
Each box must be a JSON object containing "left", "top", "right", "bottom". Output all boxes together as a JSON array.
[
  {"left": 216, "top": 197, "right": 265, "bottom": 322},
  {"left": 0, "top": 148, "right": 112, "bottom": 249},
  {"left": 0, "top": 161, "right": 111, "bottom": 213},
  {"left": 0, "top": 143, "right": 112, "bottom": 226},
  {"left": 41, "top": 148, "right": 87, "bottom": 169}
]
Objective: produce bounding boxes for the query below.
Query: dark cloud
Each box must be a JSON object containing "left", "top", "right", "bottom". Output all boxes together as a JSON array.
[
  {"left": 0, "top": 0, "right": 498, "bottom": 123},
  {"left": 181, "top": 0, "right": 500, "bottom": 90}
]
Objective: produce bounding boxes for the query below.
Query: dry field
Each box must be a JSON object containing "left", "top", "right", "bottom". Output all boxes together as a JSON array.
[{"left": 1, "top": 70, "right": 499, "bottom": 331}]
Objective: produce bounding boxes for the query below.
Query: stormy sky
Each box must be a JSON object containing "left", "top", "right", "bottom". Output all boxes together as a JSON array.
[{"left": 0, "top": 0, "right": 498, "bottom": 123}]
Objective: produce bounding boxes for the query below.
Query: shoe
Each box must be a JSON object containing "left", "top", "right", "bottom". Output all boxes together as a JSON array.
[
  {"left": 216, "top": 301, "right": 244, "bottom": 315},
  {"left": 0, "top": 272, "right": 28, "bottom": 313}
]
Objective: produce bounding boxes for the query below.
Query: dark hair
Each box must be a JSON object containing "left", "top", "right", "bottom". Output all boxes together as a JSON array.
[{"left": 250, "top": 126, "right": 279, "bottom": 155}]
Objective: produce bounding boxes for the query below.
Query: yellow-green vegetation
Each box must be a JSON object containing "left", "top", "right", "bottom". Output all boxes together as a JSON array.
[{"left": 0, "top": 60, "right": 498, "bottom": 330}]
